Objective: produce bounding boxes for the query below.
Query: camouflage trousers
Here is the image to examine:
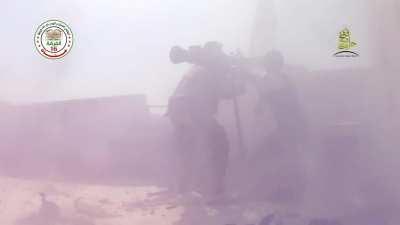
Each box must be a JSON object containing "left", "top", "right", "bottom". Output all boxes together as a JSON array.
[{"left": 171, "top": 116, "right": 229, "bottom": 197}]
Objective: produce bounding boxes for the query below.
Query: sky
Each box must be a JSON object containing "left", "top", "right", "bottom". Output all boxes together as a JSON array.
[
  {"left": 0, "top": 0, "right": 256, "bottom": 105},
  {"left": 0, "top": 0, "right": 394, "bottom": 105}
]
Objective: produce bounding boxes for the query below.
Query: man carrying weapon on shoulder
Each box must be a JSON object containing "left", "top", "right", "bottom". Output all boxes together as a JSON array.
[{"left": 167, "top": 41, "right": 247, "bottom": 201}]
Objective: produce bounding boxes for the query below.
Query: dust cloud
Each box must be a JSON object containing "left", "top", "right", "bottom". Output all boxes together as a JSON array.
[{"left": 0, "top": 0, "right": 399, "bottom": 225}]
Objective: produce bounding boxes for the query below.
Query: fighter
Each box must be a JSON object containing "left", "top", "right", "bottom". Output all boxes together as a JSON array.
[
  {"left": 255, "top": 50, "right": 307, "bottom": 145},
  {"left": 167, "top": 42, "right": 246, "bottom": 200},
  {"left": 253, "top": 50, "right": 308, "bottom": 204}
]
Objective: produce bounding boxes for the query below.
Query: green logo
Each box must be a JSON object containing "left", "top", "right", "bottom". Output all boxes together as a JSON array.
[{"left": 333, "top": 28, "right": 359, "bottom": 57}]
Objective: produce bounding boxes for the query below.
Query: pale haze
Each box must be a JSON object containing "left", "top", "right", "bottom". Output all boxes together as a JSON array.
[
  {"left": 1, "top": 0, "right": 391, "bottom": 104},
  {"left": 0, "top": 1, "right": 399, "bottom": 225}
]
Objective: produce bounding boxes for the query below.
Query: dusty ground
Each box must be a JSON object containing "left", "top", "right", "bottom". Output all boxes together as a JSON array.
[
  {"left": 0, "top": 176, "right": 183, "bottom": 225},
  {"left": 0, "top": 176, "right": 309, "bottom": 225}
]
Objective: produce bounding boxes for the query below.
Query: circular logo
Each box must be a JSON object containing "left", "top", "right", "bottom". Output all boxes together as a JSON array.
[{"left": 34, "top": 20, "right": 73, "bottom": 59}]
